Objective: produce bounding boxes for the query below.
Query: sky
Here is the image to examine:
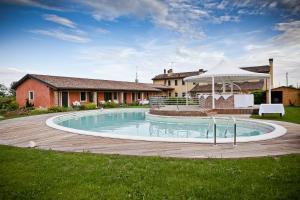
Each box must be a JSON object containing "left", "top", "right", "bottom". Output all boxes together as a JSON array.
[{"left": 0, "top": 0, "right": 299, "bottom": 87}]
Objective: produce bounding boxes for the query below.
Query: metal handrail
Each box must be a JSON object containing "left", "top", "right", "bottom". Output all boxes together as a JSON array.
[
  {"left": 232, "top": 117, "right": 237, "bottom": 146},
  {"left": 212, "top": 117, "right": 217, "bottom": 145}
]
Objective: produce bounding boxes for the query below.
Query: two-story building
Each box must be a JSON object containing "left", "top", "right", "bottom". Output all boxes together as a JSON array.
[{"left": 152, "top": 69, "right": 205, "bottom": 97}]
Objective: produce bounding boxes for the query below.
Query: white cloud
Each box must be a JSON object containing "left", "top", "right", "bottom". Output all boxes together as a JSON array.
[
  {"left": 96, "top": 28, "right": 110, "bottom": 34},
  {"left": 0, "top": 67, "right": 41, "bottom": 86},
  {"left": 30, "top": 29, "right": 91, "bottom": 43},
  {"left": 2, "top": 0, "right": 64, "bottom": 11},
  {"left": 77, "top": 0, "right": 208, "bottom": 39},
  {"left": 43, "top": 14, "right": 76, "bottom": 28},
  {"left": 236, "top": 20, "right": 300, "bottom": 87}
]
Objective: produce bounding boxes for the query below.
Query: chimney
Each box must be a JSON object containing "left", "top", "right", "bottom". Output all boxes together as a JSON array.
[
  {"left": 269, "top": 58, "right": 273, "bottom": 66},
  {"left": 164, "top": 69, "right": 166, "bottom": 74},
  {"left": 167, "top": 69, "right": 173, "bottom": 74},
  {"left": 269, "top": 58, "right": 273, "bottom": 88}
]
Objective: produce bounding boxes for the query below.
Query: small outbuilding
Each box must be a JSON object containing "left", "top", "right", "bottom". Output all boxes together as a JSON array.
[{"left": 269, "top": 86, "right": 300, "bottom": 106}]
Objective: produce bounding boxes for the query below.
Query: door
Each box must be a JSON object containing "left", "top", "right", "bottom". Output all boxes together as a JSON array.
[
  {"left": 123, "top": 93, "right": 127, "bottom": 104},
  {"left": 62, "top": 92, "right": 69, "bottom": 107}
]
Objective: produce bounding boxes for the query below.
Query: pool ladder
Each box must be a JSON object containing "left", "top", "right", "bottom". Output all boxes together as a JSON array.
[{"left": 207, "top": 117, "right": 237, "bottom": 146}]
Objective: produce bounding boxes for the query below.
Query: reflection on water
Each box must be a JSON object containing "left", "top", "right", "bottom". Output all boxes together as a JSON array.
[{"left": 56, "top": 111, "right": 267, "bottom": 138}]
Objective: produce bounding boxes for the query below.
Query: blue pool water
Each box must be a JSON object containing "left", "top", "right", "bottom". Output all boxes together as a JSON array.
[{"left": 53, "top": 110, "right": 274, "bottom": 139}]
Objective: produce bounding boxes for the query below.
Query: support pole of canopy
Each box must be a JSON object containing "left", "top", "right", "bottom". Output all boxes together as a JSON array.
[
  {"left": 222, "top": 82, "right": 225, "bottom": 93},
  {"left": 268, "top": 77, "right": 272, "bottom": 104},
  {"left": 185, "top": 82, "right": 188, "bottom": 106},
  {"left": 230, "top": 82, "right": 233, "bottom": 94},
  {"left": 212, "top": 76, "right": 215, "bottom": 109}
]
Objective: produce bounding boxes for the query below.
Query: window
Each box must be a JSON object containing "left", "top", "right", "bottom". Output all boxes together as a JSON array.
[
  {"left": 113, "top": 92, "right": 118, "bottom": 100},
  {"left": 175, "top": 80, "right": 178, "bottom": 86},
  {"left": 182, "top": 92, "right": 185, "bottom": 97},
  {"left": 80, "top": 92, "right": 87, "bottom": 101},
  {"left": 182, "top": 80, "right": 185, "bottom": 85},
  {"left": 168, "top": 80, "right": 171, "bottom": 86},
  {"left": 175, "top": 92, "right": 178, "bottom": 97},
  {"left": 28, "top": 91, "right": 34, "bottom": 100}
]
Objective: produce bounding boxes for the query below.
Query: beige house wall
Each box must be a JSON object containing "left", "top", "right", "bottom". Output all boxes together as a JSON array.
[{"left": 153, "top": 78, "right": 195, "bottom": 97}]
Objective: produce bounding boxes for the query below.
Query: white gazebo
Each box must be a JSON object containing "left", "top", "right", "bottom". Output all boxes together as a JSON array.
[{"left": 183, "top": 64, "right": 271, "bottom": 109}]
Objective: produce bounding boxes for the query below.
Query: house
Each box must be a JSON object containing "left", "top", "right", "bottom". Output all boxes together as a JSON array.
[
  {"left": 12, "top": 74, "right": 172, "bottom": 108},
  {"left": 268, "top": 86, "right": 300, "bottom": 106},
  {"left": 152, "top": 68, "right": 205, "bottom": 97}
]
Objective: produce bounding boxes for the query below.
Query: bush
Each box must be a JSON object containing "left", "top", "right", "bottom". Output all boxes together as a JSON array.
[
  {"left": 0, "top": 96, "right": 19, "bottom": 111},
  {"left": 128, "top": 101, "right": 139, "bottom": 106},
  {"left": 100, "top": 102, "right": 119, "bottom": 108},
  {"left": 84, "top": 103, "right": 97, "bottom": 110},
  {"left": 8, "top": 100, "right": 19, "bottom": 110},
  {"left": 252, "top": 90, "right": 266, "bottom": 104},
  {"left": 48, "top": 106, "right": 68, "bottom": 112},
  {"left": 25, "top": 99, "right": 34, "bottom": 109}
]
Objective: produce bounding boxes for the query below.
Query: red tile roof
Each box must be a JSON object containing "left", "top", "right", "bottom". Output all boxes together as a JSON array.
[
  {"left": 190, "top": 80, "right": 265, "bottom": 93},
  {"left": 152, "top": 70, "right": 205, "bottom": 80},
  {"left": 13, "top": 74, "right": 173, "bottom": 92}
]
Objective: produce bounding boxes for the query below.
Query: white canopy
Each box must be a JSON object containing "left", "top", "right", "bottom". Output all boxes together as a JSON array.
[
  {"left": 184, "top": 64, "right": 270, "bottom": 83},
  {"left": 182, "top": 61, "right": 272, "bottom": 108}
]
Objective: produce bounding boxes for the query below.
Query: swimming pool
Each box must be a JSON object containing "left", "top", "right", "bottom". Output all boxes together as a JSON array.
[{"left": 46, "top": 108, "right": 286, "bottom": 143}]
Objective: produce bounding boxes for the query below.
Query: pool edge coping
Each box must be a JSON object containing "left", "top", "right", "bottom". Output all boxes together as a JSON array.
[{"left": 46, "top": 108, "right": 287, "bottom": 144}]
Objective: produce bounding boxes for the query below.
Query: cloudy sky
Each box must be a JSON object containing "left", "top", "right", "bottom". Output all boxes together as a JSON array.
[{"left": 0, "top": 0, "right": 299, "bottom": 87}]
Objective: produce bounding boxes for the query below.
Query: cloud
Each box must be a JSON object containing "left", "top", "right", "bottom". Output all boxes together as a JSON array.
[
  {"left": 212, "top": 15, "right": 240, "bottom": 24},
  {"left": 236, "top": 20, "right": 300, "bottom": 86},
  {"left": 30, "top": 29, "right": 91, "bottom": 43},
  {"left": 1, "top": 0, "right": 64, "bottom": 11},
  {"left": 96, "top": 28, "right": 110, "bottom": 34},
  {"left": 77, "top": 0, "right": 208, "bottom": 39},
  {"left": 43, "top": 14, "right": 76, "bottom": 28},
  {"left": 0, "top": 67, "right": 41, "bottom": 86}
]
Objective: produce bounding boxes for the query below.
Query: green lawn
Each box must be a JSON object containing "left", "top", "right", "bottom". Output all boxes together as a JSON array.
[
  {"left": 0, "top": 145, "right": 299, "bottom": 200},
  {"left": 251, "top": 106, "right": 300, "bottom": 124}
]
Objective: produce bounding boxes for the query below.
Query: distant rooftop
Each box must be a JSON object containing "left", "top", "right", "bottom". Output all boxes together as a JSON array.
[{"left": 152, "top": 69, "right": 205, "bottom": 80}]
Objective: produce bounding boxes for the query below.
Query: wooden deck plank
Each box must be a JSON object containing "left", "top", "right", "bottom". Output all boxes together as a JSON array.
[{"left": 0, "top": 113, "right": 299, "bottom": 158}]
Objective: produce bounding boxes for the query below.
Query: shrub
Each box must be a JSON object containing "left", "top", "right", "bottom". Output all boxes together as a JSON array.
[
  {"left": 0, "top": 96, "right": 19, "bottom": 111},
  {"left": 79, "top": 104, "right": 86, "bottom": 110},
  {"left": 100, "top": 102, "right": 119, "bottom": 108},
  {"left": 47, "top": 106, "right": 67, "bottom": 112},
  {"left": 128, "top": 101, "right": 139, "bottom": 106},
  {"left": 8, "top": 100, "right": 19, "bottom": 110},
  {"left": 25, "top": 99, "right": 34, "bottom": 109},
  {"left": 252, "top": 90, "right": 266, "bottom": 104},
  {"left": 84, "top": 103, "right": 97, "bottom": 110}
]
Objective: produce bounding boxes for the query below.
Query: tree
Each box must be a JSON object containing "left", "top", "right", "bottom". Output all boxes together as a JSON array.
[
  {"left": 0, "top": 84, "right": 8, "bottom": 97},
  {"left": 9, "top": 82, "right": 17, "bottom": 97}
]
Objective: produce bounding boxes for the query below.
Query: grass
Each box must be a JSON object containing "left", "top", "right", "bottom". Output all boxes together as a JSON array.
[
  {"left": 0, "top": 145, "right": 299, "bottom": 200},
  {"left": 251, "top": 106, "right": 300, "bottom": 124}
]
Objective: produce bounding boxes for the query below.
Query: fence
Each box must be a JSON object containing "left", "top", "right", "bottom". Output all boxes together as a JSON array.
[{"left": 149, "top": 95, "right": 235, "bottom": 109}]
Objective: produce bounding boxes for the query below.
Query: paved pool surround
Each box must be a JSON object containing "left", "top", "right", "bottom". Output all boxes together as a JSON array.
[{"left": 0, "top": 109, "right": 299, "bottom": 158}]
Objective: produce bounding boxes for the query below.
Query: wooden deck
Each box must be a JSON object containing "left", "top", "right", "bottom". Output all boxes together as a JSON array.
[{"left": 0, "top": 113, "right": 299, "bottom": 158}]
